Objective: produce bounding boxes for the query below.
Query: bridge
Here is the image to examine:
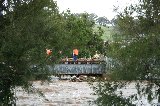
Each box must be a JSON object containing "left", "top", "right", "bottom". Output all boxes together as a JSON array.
[{"left": 48, "top": 59, "right": 106, "bottom": 76}]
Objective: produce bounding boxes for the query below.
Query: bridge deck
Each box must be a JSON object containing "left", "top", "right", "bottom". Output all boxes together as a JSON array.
[{"left": 51, "top": 61, "right": 106, "bottom": 75}]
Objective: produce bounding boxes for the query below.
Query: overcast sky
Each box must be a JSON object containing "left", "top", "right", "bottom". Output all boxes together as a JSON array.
[{"left": 55, "top": 0, "right": 138, "bottom": 20}]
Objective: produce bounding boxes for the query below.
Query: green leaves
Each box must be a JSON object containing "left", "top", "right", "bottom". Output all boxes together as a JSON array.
[
  {"left": 92, "top": 81, "right": 135, "bottom": 106},
  {"left": 0, "top": 0, "right": 105, "bottom": 105},
  {"left": 0, "top": 0, "right": 59, "bottom": 105},
  {"left": 92, "top": 0, "right": 160, "bottom": 105}
]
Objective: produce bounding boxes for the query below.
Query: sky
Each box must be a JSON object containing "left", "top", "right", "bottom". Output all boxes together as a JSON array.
[{"left": 55, "top": 0, "right": 138, "bottom": 20}]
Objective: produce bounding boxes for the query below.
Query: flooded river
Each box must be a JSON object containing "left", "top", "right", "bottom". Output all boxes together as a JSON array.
[
  {"left": 15, "top": 77, "right": 159, "bottom": 106},
  {"left": 16, "top": 79, "right": 97, "bottom": 106}
]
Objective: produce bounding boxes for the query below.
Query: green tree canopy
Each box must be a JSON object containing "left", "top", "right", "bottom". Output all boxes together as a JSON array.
[
  {"left": 93, "top": 0, "right": 160, "bottom": 105},
  {"left": 0, "top": 0, "right": 104, "bottom": 105},
  {"left": 0, "top": 0, "right": 60, "bottom": 104}
]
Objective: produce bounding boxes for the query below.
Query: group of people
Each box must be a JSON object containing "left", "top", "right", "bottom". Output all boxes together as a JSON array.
[{"left": 46, "top": 48, "right": 79, "bottom": 61}]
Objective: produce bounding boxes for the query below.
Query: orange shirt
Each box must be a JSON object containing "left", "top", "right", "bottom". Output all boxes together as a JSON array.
[
  {"left": 46, "top": 49, "right": 52, "bottom": 55},
  {"left": 73, "top": 49, "right": 78, "bottom": 55}
]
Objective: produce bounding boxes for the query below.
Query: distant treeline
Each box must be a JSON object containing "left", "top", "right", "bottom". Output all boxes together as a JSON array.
[{"left": 73, "top": 13, "right": 115, "bottom": 26}]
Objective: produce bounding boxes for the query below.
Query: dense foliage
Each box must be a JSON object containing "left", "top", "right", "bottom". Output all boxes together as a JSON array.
[
  {"left": 0, "top": 0, "right": 104, "bottom": 105},
  {"left": 93, "top": 0, "right": 160, "bottom": 105}
]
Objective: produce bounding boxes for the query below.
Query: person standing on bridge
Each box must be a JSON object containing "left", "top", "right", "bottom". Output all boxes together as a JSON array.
[
  {"left": 46, "top": 48, "right": 53, "bottom": 62},
  {"left": 46, "top": 49, "right": 52, "bottom": 56},
  {"left": 73, "top": 48, "right": 79, "bottom": 62}
]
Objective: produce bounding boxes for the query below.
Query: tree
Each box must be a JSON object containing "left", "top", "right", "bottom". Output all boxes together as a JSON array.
[
  {"left": 110, "top": 18, "right": 116, "bottom": 26},
  {"left": 0, "top": 0, "right": 105, "bottom": 105},
  {"left": 0, "top": 0, "right": 59, "bottom": 105},
  {"left": 96, "top": 17, "right": 110, "bottom": 26},
  {"left": 50, "top": 11, "right": 104, "bottom": 58},
  {"left": 93, "top": 0, "right": 160, "bottom": 105},
  {"left": 88, "top": 13, "right": 98, "bottom": 21}
]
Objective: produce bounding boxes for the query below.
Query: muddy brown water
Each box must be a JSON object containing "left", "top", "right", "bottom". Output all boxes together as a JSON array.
[
  {"left": 16, "top": 79, "right": 97, "bottom": 106},
  {"left": 15, "top": 77, "right": 159, "bottom": 106}
]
